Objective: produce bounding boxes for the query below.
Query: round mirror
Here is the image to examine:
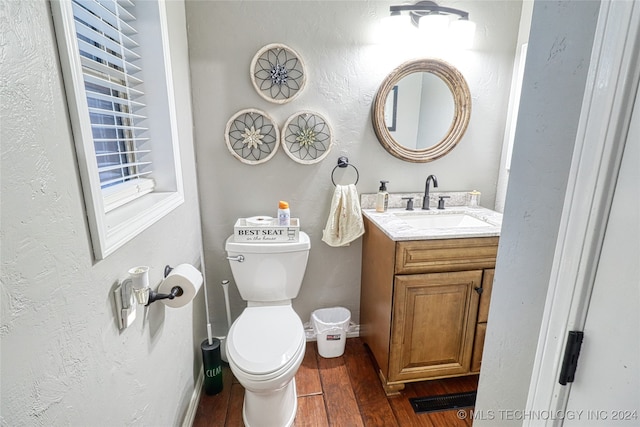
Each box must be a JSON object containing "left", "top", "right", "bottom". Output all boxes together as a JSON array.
[{"left": 372, "top": 59, "right": 471, "bottom": 162}]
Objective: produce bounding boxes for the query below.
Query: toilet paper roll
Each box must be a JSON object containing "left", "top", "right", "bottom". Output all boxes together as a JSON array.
[
  {"left": 246, "top": 216, "right": 273, "bottom": 226},
  {"left": 158, "top": 264, "right": 203, "bottom": 308}
]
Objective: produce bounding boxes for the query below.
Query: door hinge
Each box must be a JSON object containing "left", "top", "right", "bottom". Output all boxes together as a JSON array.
[{"left": 558, "top": 331, "right": 584, "bottom": 385}]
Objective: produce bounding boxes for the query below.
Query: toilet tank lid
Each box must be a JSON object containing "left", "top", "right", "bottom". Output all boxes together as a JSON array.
[{"left": 225, "top": 232, "right": 310, "bottom": 253}]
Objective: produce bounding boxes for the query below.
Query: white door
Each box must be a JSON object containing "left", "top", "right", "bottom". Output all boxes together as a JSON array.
[
  {"left": 563, "top": 89, "right": 639, "bottom": 426},
  {"left": 524, "top": 2, "right": 640, "bottom": 425}
]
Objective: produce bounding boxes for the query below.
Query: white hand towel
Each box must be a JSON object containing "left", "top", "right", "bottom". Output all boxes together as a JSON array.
[{"left": 322, "top": 184, "right": 365, "bottom": 247}]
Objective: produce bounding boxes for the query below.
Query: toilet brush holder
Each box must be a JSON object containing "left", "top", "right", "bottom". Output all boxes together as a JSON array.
[{"left": 201, "top": 338, "right": 223, "bottom": 395}]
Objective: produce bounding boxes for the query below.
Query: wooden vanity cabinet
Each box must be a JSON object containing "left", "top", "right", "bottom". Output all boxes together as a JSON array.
[{"left": 360, "top": 217, "right": 498, "bottom": 395}]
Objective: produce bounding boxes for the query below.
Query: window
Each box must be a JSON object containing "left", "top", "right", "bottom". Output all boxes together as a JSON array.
[{"left": 51, "top": 0, "right": 184, "bottom": 259}]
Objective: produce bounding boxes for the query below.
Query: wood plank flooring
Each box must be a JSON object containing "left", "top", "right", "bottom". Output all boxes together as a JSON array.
[{"left": 193, "top": 337, "right": 478, "bottom": 427}]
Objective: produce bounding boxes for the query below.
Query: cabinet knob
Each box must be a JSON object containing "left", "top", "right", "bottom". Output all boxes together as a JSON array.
[{"left": 474, "top": 286, "right": 484, "bottom": 295}]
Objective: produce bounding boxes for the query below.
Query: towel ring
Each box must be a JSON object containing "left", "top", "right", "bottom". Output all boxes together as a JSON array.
[{"left": 331, "top": 156, "right": 359, "bottom": 186}]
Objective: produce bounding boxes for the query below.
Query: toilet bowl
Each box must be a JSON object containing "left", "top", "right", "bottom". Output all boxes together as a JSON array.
[
  {"left": 225, "top": 232, "right": 310, "bottom": 427},
  {"left": 227, "top": 306, "right": 306, "bottom": 427}
]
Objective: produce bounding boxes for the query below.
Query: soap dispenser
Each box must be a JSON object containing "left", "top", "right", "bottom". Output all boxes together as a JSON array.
[{"left": 375, "top": 181, "right": 389, "bottom": 213}]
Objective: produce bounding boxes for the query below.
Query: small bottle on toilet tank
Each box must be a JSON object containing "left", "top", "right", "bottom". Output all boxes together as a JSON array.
[{"left": 278, "top": 201, "right": 291, "bottom": 226}]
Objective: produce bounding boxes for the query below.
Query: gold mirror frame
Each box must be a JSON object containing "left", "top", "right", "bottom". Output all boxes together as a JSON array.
[{"left": 372, "top": 59, "right": 471, "bottom": 163}]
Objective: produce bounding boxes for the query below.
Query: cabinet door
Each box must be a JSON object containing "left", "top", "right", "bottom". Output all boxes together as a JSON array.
[
  {"left": 471, "top": 323, "right": 487, "bottom": 373},
  {"left": 477, "top": 269, "right": 494, "bottom": 323},
  {"left": 389, "top": 270, "right": 482, "bottom": 382},
  {"left": 471, "top": 268, "right": 494, "bottom": 373}
]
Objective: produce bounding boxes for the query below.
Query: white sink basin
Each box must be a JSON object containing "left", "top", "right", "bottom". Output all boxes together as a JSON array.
[
  {"left": 394, "top": 212, "right": 492, "bottom": 229},
  {"left": 364, "top": 206, "right": 502, "bottom": 240}
]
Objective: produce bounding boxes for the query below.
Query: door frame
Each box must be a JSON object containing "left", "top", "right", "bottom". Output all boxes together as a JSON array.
[{"left": 524, "top": 0, "right": 640, "bottom": 424}]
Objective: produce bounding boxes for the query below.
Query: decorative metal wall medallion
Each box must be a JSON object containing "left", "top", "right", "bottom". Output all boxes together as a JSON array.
[
  {"left": 225, "top": 109, "right": 280, "bottom": 165},
  {"left": 281, "top": 111, "right": 332, "bottom": 164},
  {"left": 250, "top": 43, "right": 306, "bottom": 104}
]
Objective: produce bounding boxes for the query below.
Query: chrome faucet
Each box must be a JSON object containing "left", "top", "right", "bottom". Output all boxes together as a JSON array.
[{"left": 422, "top": 174, "right": 438, "bottom": 210}]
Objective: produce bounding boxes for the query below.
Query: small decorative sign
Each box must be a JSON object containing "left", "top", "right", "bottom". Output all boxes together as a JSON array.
[{"left": 234, "top": 218, "right": 300, "bottom": 243}]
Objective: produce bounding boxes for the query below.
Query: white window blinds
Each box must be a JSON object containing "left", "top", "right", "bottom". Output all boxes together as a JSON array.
[{"left": 72, "top": 0, "right": 154, "bottom": 212}]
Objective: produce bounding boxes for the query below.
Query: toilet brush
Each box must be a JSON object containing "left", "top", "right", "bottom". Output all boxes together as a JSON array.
[
  {"left": 221, "top": 280, "right": 231, "bottom": 362},
  {"left": 200, "top": 260, "right": 222, "bottom": 395},
  {"left": 221, "top": 280, "right": 232, "bottom": 337}
]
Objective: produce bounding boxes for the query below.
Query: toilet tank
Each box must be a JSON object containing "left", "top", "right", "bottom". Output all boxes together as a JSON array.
[{"left": 225, "top": 232, "right": 310, "bottom": 302}]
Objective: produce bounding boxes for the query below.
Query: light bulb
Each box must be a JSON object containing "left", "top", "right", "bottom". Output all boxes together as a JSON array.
[
  {"left": 418, "top": 14, "right": 450, "bottom": 43},
  {"left": 381, "top": 14, "right": 415, "bottom": 43},
  {"left": 450, "top": 19, "right": 476, "bottom": 49}
]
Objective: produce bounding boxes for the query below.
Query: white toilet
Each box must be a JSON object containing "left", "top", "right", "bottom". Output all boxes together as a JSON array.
[{"left": 225, "top": 232, "right": 310, "bottom": 427}]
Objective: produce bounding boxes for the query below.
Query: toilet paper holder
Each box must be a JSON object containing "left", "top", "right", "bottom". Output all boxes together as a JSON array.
[
  {"left": 116, "top": 264, "right": 202, "bottom": 329},
  {"left": 133, "top": 265, "right": 184, "bottom": 306}
]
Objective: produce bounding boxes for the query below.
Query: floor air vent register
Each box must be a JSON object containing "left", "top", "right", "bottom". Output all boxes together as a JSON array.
[{"left": 409, "top": 391, "right": 477, "bottom": 414}]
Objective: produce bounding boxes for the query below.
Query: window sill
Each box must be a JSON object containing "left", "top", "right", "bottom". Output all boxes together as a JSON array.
[{"left": 97, "top": 191, "right": 184, "bottom": 259}]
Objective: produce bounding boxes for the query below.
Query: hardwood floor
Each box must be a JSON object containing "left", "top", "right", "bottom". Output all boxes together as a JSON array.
[{"left": 193, "top": 337, "right": 478, "bottom": 427}]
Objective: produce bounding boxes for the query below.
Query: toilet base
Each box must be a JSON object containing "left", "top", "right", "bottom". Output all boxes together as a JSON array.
[{"left": 242, "top": 378, "right": 297, "bottom": 427}]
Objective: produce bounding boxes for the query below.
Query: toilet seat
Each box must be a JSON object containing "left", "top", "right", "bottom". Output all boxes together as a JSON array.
[{"left": 227, "top": 306, "right": 305, "bottom": 379}]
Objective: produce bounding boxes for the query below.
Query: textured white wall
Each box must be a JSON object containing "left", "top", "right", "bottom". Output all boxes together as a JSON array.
[
  {"left": 0, "top": 1, "right": 205, "bottom": 425},
  {"left": 494, "top": 1, "right": 534, "bottom": 213},
  {"left": 474, "top": 1, "right": 601, "bottom": 424},
  {"left": 186, "top": 0, "right": 522, "bottom": 334}
]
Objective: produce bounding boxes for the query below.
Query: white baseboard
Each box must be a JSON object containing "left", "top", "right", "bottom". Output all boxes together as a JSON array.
[
  {"left": 181, "top": 367, "right": 204, "bottom": 427},
  {"left": 347, "top": 323, "right": 360, "bottom": 338}
]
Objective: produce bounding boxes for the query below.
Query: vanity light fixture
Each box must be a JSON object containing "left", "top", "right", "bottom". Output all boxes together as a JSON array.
[{"left": 384, "top": 1, "right": 476, "bottom": 49}]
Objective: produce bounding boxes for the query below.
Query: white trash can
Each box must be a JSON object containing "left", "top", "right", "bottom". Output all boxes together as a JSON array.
[{"left": 311, "top": 307, "right": 351, "bottom": 358}]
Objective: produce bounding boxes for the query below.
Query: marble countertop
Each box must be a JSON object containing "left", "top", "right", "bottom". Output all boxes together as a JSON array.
[{"left": 362, "top": 206, "right": 503, "bottom": 241}]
